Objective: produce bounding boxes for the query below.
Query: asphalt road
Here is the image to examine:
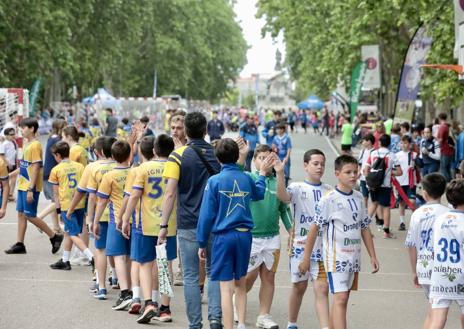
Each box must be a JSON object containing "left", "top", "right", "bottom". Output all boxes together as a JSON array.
[{"left": 0, "top": 130, "right": 461, "bottom": 329}]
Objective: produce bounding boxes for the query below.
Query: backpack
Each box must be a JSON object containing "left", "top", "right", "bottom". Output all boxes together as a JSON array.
[{"left": 366, "top": 151, "right": 389, "bottom": 190}]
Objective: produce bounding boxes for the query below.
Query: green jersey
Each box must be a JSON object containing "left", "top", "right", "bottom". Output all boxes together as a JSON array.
[{"left": 248, "top": 172, "right": 292, "bottom": 237}]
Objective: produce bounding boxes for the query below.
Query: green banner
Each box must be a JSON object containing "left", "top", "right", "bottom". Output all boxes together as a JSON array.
[
  {"left": 349, "top": 61, "right": 367, "bottom": 121},
  {"left": 29, "top": 78, "right": 41, "bottom": 115}
]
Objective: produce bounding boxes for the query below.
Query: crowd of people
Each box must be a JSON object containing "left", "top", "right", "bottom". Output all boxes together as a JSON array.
[{"left": 0, "top": 105, "right": 463, "bottom": 329}]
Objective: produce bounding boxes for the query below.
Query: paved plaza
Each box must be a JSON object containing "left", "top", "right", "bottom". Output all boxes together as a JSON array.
[{"left": 0, "top": 131, "right": 461, "bottom": 329}]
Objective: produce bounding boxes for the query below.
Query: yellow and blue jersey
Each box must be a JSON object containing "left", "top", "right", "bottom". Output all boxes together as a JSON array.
[
  {"left": 78, "top": 129, "right": 92, "bottom": 150},
  {"left": 70, "top": 144, "right": 88, "bottom": 167},
  {"left": 123, "top": 167, "right": 139, "bottom": 225},
  {"left": 0, "top": 157, "right": 9, "bottom": 201},
  {"left": 89, "top": 125, "right": 102, "bottom": 145},
  {"left": 48, "top": 160, "right": 85, "bottom": 211},
  {"left": 133, "top": 160, "right": 176, "bottom": 237},
  {"left": 96, "top": 166, "right": 130, "bottom": 224},
  {"left": 18, "top": 140, "right": 43, "bottom": 192},
  {"left": 86, "top": 160, "right": 116, "bottom": 222},
  {"left": 76, "top": 160, "right": 102, "bottom": 193}
]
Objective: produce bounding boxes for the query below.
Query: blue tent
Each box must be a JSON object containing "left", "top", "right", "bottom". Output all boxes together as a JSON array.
[
  {"left": 305, "top": 95, "right": 324, "bottom": 109},
  {"left": 297, "top": 100, "right": 310, "bottom": 109}
]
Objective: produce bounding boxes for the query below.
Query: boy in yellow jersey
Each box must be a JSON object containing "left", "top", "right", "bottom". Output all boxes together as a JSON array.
[
  {"left": 0, "top": 153, "right": 10, "bottom": 218},
  {"left": 5, "top": 118, "right": 64, "bottom": 255},
  {"left": 63, "top": 125, "right": 88, "bottom": 166},
  {"left": 122, "top": 134, "right": 176, "bottom": 324},
  {"left": 48, "top": 141, "right": 94, "bottom": 270},
  {"left": 94, "top": 140, "right": 133, "bottom": 310},
  {"left": 78, "top": 122, "right": 92, "bottom": 152},
  {"left": 66, "top": 136, "right": 114, "bottom": 294},
  {"left": 90, "top": 118, "right": 103, "bottom": 145}
]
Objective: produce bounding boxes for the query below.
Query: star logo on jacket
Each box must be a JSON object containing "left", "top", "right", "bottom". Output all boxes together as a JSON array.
[{"left": 219, "top": 180, "right": 249, "bottom": 217}]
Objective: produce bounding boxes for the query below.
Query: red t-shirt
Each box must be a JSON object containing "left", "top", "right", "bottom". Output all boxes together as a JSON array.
[{"left": 437, "top": 123, "right": 454, "bottom": 156}]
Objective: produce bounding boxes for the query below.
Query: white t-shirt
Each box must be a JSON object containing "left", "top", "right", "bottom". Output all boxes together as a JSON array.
[
  {"left": 395, "top": 150, "right": 417, "bottom": 186},
  {"left": 430, "top": 210, "right": 464, "bottom": 300},
  {"left": 287, "top": 181, "right": 333, "bottom": 262},
  {"left": 405, "top": 203, "right": 449, "bottom": 285},
  {"left": 366, "top": 147, "right": 400, "bottom": 188},
  {"left": 315, "top": 188, "right": 370, "bottom": 273},
  {"left": 357, "top": 147, "right": 372, "bottom": 181}
]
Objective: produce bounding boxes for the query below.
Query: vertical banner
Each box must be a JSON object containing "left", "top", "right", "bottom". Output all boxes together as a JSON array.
[
  {"left": 29, "top": 78, "right": 41, "bottom": 115},
  {"left": 394, "top": 25, "right": 432, "bottom": 124},
  {"left": 153, "top": 68, "right": 158, "bottom": 98},
  {"left": 349, "top": 61, "right": 367, "bottom": 121},
  {"left": 455, "top": 0, "right": 464, "bottom": 80},
  {"left": 361, "top": 45, "right": 381, "bottom": 89}
]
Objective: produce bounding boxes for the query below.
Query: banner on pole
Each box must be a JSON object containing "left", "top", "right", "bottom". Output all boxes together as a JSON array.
[
  {"left": 394, "top": 25, "right": 432, "bottom": 124},
  {"left": 29, "top": 78, "right": 41, "bottom": 115},
  {"left": 349, "top": 61, "right": 367, "bottom": 121},
  {"left": 361, "top": 45, "right": 381, "bottom": 89}
]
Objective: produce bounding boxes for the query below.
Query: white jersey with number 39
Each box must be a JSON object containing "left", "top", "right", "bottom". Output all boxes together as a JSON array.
[
  {"left": 287, "top": 181, "right": 333, "bottom": 262},
  {"left": 430, "top": 210, "right": 464, "bottom": 300},
  {"left": 315, "top": 188, "right": 370, "bottom": 273}
]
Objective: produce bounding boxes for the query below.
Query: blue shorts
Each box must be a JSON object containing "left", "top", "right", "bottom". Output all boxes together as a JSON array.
[
  {"left": 399, "top": 185, "right": 416, "bottom": 201},
  {"left": 370, "top": 187, "right": 391, "bottom": 207},
  {"left": 106, "top": 221, "right": 130, "bottom": 257},
  {"left": 134, "top": 235, "right": 177, "bottom": 264},
  {"left": 211, "top": 229, "right": 252, "bottom": 281},
  {"left": 16, "top": 190, "right": 40, "bottom": 218},
  {"left": 130, "top": 227, "right": 140, "bottom": 261},
  {"left": 61, "top": 208, "right": 85, "bottom": 236},
  {"left": 94, "top": 222, "right": 108, "bottom": 250},
  {"left": 360, "top": 180, "right": 369, "bottom": 198}
]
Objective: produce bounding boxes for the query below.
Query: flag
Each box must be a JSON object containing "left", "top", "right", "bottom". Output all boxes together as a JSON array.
[
  {"left": 156, "top": 244, "right": 174, "bottom": 298},
  {"left": 29, "top": 78, "right": 41, "bottom": 115},
  {"left": 394, "top": 25, "right": 432, "bottom": 124},
  {"left": 349, "top": 61, "right": 367, "bottom": 121}
]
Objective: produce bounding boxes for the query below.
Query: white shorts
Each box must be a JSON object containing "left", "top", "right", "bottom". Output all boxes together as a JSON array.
[
  {"left": 327, "top": 272, "right": 359, "bottom": 294},
  {"left": 290, "top": 259, "right": 327, "bottom": 283},
  {"left": 247, "top": 235, "right": 281, "bottom": 273},
  {"left": 430, "top": 298, "right": 464, "bottom": 313}
]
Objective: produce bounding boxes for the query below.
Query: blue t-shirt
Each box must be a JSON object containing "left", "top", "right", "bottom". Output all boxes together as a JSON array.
[
  {"left": 197, "top": 164, "right": 266, "bottom": 248},
  {"left": 43, "top": 135, "right": 61, "bottom": 180},
  {"left": 239, "top": 123, "right": 260, "bottom": 151},
  {"left": 272, "top": 134, "right": 292, "bottom": 160}
]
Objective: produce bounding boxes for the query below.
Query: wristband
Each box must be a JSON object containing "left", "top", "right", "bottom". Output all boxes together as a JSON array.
[
  {"left": 56, "top": 208, "right": 61, "bottom": 214},
  {"left": 159, "top": 224, "right": 168, "bottom": 229}
]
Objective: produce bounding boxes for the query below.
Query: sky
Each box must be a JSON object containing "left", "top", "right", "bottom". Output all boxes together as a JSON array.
[{"left": 234, "top": 0, "right": 286, "bottom": 78}]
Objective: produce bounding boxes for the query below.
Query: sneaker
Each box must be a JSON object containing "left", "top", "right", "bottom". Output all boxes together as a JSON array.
[
  {"left": 94, "top": 289, "right": 107, "bottom": 300},
  {"left": 50, "top": 259, "right": 71, "bottom": 270},
  {"left": 174, "top": 271, "right": 184, "bottom": 286},
  {"left": 4, "top": 242, "right": 26, "bottom": 254},
  {"left": 112, "top": 295, "right": 132, "bottom": 311},
  {"left": 128, "top": 299, "right": 142, "bottom": 315},
  {"left": 50, "top": 234, "right": 64, "bottom": 254},
  {"left": 256, "top": 314, "right": 279, "bottom": 329},
  {"left": 237, "top": 324, "right": 246, "bottom": 329},
  {"left": 399, "top": 222, "right": 406, "bottom": 231},
  {"left": 383, "top": 232, "right": 396, "bottom": 239},
  {"left": 70, "top": 256, "right": 91, "bottom": 266},
  {"left": 153, "top": 307, "right": 172, "bottom": 322},
  {"left": 89, "top": 281, "right": 98, "bottom": 293},
  {"left": 136, "top": 304, "right": 157, "bottom": 324},
  {"left": 210, "top": 319, "right": 223, "bottom": 329},
  {"left": 287, "top": 326, "right": 298, "bottom": 329},
  {"left": 111, "top": 278, "right": 120, "bottom": 289}
]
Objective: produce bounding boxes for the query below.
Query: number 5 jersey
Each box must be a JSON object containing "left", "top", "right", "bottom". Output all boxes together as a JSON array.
[{"left": 430, "top": 210, "right": 464, "bottom": 300}]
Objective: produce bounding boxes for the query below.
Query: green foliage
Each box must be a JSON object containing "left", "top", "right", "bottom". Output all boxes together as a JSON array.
[
  {"left": 257, "top": 0, "right": 462, "bottom": 113},
  {"left": 0, "top": 0, "right": 247, "bottom": 101}
]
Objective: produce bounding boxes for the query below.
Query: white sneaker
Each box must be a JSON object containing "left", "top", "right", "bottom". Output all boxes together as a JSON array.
[
  {"left": 256, "top": 314, "right": 279, "bottom": 329},
  {"left": 237, "top": 324, "right": 247, "bottom": 329},
  {"left": 70, "top": 256, "right": 91, "bottom": 266}
]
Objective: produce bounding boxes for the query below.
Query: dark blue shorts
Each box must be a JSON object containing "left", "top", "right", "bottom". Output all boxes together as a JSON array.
[
  {"left": 16, "top": 190, "right": 40, "bottom": 218},
  {"left": 370, "top": 187, "right": 392, "bottom": 207},
  {"left": 399, "top": 185, "right": 416, "bottom": 201},
  {"left": 94, "top": 222, "right": 108, "bottom": 250},
  {"left": 360, "top": 180, "right": 369, "bottom": 198},
  {"left": 134, "top": 235, "right": 177, "bottom": 264},
  {"left": 106, "top": 221, "right": 130, "bottom": 257},
  {"left": 61, "top": 208, "right": 85, "bottom": 236},
  {"left": 211, "top": 229, "right": 252, "bottom": 281}
]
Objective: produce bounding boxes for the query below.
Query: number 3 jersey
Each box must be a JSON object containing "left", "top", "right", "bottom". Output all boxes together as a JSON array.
[
  {"left": 430, "top": 210, "right": 464, "bottom": 300},
  {"left": 287, "top": 181, "right": 333, "bottom": 262},
  {"left": 405, "top": 203, "right": 449, "bottom": 285},
  {"left": 48, "top": 160, "right": 85, "bottom": 211},
  {"left": 315, "top": 188, "right": 371, "bottom": 273}
]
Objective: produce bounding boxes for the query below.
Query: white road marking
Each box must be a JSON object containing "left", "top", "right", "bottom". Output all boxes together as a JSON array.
[{"left": 324, "top": 135, "right": 340, "bottom": 156}]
